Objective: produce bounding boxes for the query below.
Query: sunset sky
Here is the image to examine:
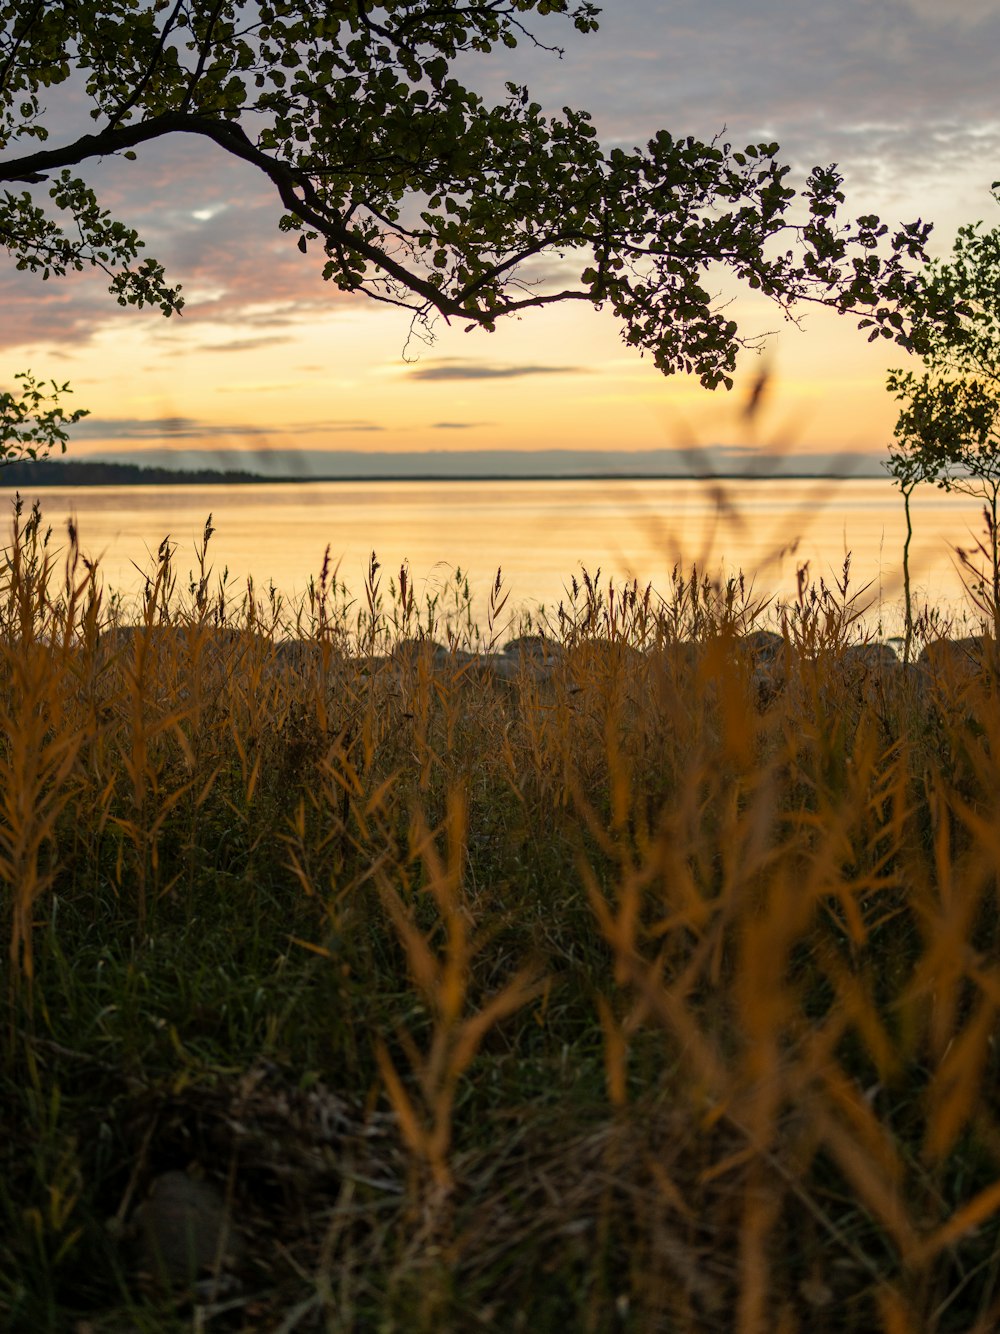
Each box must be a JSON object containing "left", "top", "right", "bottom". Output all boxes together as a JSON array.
[{"left": 4, "top": 0, "right": 1000, "bottom": 474}]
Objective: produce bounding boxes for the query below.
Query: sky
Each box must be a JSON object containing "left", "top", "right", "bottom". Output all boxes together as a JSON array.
[{"left": 4, "top": 0, "right": 1000, "bottom": 475}]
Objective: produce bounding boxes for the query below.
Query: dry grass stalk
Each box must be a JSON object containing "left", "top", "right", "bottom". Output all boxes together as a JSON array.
[{"left": 3, "top": 505, "right": 1000, "bottom": 1328}]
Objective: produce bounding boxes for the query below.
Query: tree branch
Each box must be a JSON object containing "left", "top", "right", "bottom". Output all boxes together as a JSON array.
[
  {"left": 0, "top": 111, "right": 492, "bottom": 321},
  {"left": 0, "top": 0, "right": 45, "bottom": 99},
  {"left": 179, "top": 0, "right": 228, "bottom": 115},
  {"left": 105, "top": 0, "right": 188, "bottom": 131}
]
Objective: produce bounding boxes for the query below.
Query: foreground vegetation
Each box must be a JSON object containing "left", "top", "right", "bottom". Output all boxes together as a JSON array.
[{"left": 3, "top": 501, "right": 1000, "bottom": 1332}]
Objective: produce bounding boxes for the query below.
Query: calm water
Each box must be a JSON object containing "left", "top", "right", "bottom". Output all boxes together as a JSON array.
[{"left": 1, "top": 478, "right": 992, "bottom": 633}]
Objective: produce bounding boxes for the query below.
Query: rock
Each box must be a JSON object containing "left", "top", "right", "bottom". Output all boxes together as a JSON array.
[
  {"left": 391, "top": 636, "right": 449, "bottom": 666},
  {"left": 131, "top": 1170, "right": 242, "bottom": 1293},
  {"left": 741, "top": 629, "right": 786, "bottom": 664},
  {"left": 561, "top": 638, "right": 646, "bottom": 706},
  {"left": 741, "top": 630, "right": 789, "bottom": 708},
  {"left": 840, "top": 644, "right": 901, "bottom": 701},
  {"left": 479, "top": 651, "right": 522, "bottom": 682},
  {"left": 388, "top": 639, "right": 479, "bottom": 683},
  {"left": 917, "top": 635, "right": 996, "bottom": 681},
  {"left": 842, "top": 642, "right": 899, "bottom": 671},
  {"left": 271, "top": 638, "right": 318, "bottom": 671},
  {"left": 566, "top": 637, "right": 644, "bottom": 675},
  {"left": 470, "top": 634, "right": 565, "bottom": 686},
  {"left": 663, "top": 639, "right": 700, "bottom": 672},
  {"left": 508, "top": 633, "right": 559, "bottom": 654},
  {"left": 99, "top": 623, "right": 242, "bottom": 658},
  {"left": 899, "top": 660, "right": 930, "bottom": 701},
  {"left": 503, "top": 634, "right": 564, "bottom": 663}
]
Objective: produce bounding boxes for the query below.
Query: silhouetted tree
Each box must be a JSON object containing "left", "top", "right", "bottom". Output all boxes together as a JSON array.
[
  {"left": 0, "top": 372, "right": 87, "bottom": 467},
  {"left": 887, "top": 198, "right": 1000, "bottom": 633},
  {"left": 884, "top": 445, "right": 923, "bottom": 663},
  {"left": 0, "top": 1, "right": 951, "bottom": 457}
]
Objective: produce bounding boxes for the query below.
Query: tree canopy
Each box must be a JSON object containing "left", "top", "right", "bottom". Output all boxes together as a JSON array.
[
  {"left": 0, "top": 0, "right": 950, "bottom": 406},
  {"left": 886, "top": 193, "right": 1000, "bottom": 631},
  {"left": 0, "top": 371, "right": 87, "bottom": 467}
]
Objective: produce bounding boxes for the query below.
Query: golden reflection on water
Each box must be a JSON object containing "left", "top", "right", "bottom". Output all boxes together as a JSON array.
[{"left": 0, "top": 479, "right": 990, "bottom": 632}]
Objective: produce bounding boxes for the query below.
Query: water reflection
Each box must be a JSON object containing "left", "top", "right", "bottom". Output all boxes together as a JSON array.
[{"left": 0, "top": 478, "right": 988, "bottom": 632}]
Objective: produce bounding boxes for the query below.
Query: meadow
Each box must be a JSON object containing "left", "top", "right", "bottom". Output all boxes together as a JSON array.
[{"left": 3, "top": 495, "right": 1000, "bottom": 1332}]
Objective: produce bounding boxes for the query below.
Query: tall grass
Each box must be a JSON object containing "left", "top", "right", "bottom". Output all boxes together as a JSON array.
[{"left": 2, "top": 501, "right": 1000, "bottom": 1330}]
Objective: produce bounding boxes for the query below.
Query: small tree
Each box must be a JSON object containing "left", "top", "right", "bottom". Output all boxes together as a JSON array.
[
  {"left": 883, "top": 429, "right": 934, "bottom": 664},
  {"left": 883, "top": 373, "right": 989, "bottom": 656},
  {"left": 888, "top": 197, "right": 1000, "bottom": 635},
  {"left": 0, "top": 372, "right": 88, "bottom": 467}
]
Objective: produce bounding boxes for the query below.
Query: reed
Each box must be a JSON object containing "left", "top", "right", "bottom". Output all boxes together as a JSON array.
[{"left": 1, "top": 503, "right": 1000, "bottom": 1330}]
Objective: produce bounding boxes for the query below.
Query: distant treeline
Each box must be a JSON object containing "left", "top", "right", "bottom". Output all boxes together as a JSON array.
[{"left": 0, "top": 459, "right": 266, "bottom": 487}]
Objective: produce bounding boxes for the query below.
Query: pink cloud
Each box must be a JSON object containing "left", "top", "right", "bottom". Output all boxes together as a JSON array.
[{"left": 0, "top": 136, "right": 367, "bottom": 353}]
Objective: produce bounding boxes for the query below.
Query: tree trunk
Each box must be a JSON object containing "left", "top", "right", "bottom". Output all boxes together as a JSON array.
[
  {"left": 991, "top": 487, "right": 1000, "bottom": 639},
  {"left": 903, "top": 483, "right": 915, "bottom": 664}
]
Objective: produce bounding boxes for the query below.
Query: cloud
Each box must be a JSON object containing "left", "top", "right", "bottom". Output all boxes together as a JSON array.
[
  {"left": 465, "top": 1, "right": 1000, "bottom": 228},
  {"left": 70, "top": 416, "right": 273, "bottom": 440},
  {"left": 313, "top": 420, "right": 386, "bottom": 432},
  {"left": 196, "top": 336, "right": 293, "bottom": 354},
  {"left": 69, "top": 415, "right": 385, "bottom": 442},
  {"left": 0, "top": 267, "right": 146, "bottom": 353},
  {"left": 431, "top": 421, "right": 486, "bottom": 429},
  {"left": 900, "top": 0, "right": 1000, "bottom": 23},
  {"left": 0, "top": 138, "right": 368, "bottom": 354},
  {"left": 214, "top": 381, "right": 305, "bottom": 394},
  {"left": 409, "top": 360, "right": 584, "bottom": 381}
]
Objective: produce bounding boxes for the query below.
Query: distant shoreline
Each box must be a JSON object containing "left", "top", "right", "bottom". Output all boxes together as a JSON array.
[{"left": 0, "top": 460, "right": 887, "bottom": 487}]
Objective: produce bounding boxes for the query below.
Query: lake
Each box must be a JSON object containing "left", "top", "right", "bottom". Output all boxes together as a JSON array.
[{"left": 1, "top": 477, "right": 992, "bottom": 635}]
